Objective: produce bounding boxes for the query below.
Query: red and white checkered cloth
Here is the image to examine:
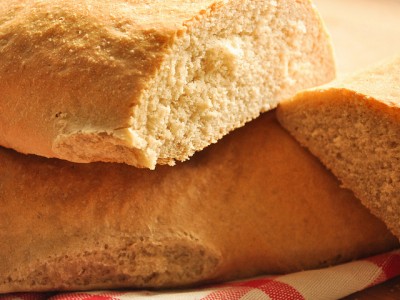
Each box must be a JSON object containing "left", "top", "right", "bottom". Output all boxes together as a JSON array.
[{"left": 2, "top": 249, "right": 400, "bottom": 300}]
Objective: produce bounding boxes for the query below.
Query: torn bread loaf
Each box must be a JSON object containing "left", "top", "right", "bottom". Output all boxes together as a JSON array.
[
  {"left": 277, "top": 55, "right": 400, "bottom": 238},
  {"left": 0, "top": 0, "right": 335, "bottom": 169},
  {"left": 0, "top": 112, "right": 397, "bottom": 293}
]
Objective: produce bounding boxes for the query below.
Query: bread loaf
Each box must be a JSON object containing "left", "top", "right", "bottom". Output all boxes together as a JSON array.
[
  {"left": 0, "top": 0, "right": 335, "bottom": 169},
  {"left": 0, "top": 111, "right": 397, "bottom": 293},
  {"left": 277, "top": 56, "right": 400, "bottom": 238}
]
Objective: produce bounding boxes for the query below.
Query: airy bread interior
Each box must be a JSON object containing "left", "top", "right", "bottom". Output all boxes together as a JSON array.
[
  {"left": 130, "top": 0, "right": 334, "bottom": 166},
  {"left": 277, "top": 90, "right": 400, "bottom": 238}
]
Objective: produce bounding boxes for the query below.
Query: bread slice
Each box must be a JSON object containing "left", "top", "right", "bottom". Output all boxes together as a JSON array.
[
  {"left": 0, "top": 111, "right": 397, "bottom": 293},
  {"left": 277, "top": 56, "right": 400, "bottom": 238},
  {"left": 0, "top": 0, "right": 335, "bottom": 169}
]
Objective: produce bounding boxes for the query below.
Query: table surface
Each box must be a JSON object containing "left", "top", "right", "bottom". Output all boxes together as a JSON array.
[
  {"left": 313, "top": 0, "right": 400, "bottom": 298},
  {"left": 314, "top": 0, "right": 400, "bottom": 77}
]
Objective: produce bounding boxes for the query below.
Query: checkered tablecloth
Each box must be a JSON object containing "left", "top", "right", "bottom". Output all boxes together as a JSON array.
[{"left": 2, "top": 249, "right": 400, "bottom": 300}]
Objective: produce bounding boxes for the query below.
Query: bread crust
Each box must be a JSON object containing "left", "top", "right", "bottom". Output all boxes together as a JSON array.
[
  {"left": 0, "top": 111, "right": 397, "bottom": 293},
  {"left": 0, "top": 0, "right": 186, "bottom": 166},
  {"left": 0, "top": 0, "right": 335, "bottom": 168}
]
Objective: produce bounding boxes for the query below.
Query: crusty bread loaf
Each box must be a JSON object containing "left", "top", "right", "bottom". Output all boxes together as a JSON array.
[
  {"left": 0, "top": 111, "right": 397, "bottom": 293},
  {"left": 0, "top": 0, "right": 335, "bottom": 169},
  {"left": 277, "top": 55, "right": 400, "bottom": 238}
]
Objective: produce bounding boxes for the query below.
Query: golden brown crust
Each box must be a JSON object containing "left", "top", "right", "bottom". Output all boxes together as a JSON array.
[
  {"left": 0, "top": 111, "right": 397, "bottom": 293},
  {"left": 0, "top": 0, "right": 179, "bottom": 162},
  {"left": 0, "top": 0, "right": 335, "bottom": 168},
  {"left": 320, "top": 55, "right": 400, "bottom": 109}
]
